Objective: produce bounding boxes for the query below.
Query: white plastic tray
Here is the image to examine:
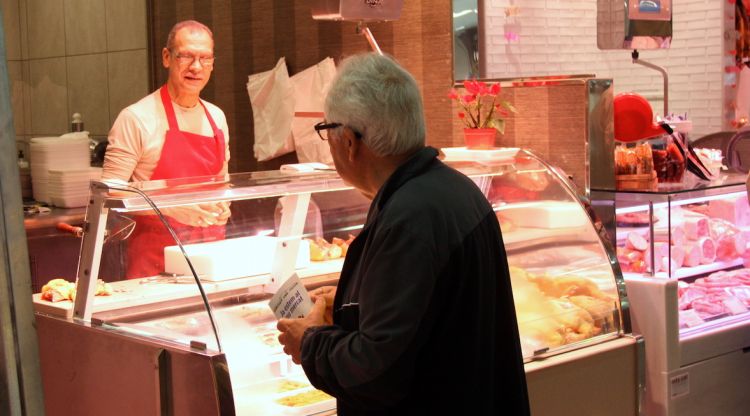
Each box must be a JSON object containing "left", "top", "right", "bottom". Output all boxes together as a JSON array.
[{"left": 441, "top": 146, "right": 519, "bottom": 162}]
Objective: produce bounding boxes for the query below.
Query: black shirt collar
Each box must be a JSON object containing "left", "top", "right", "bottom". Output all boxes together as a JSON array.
[{"left": 366, "top": 146, "right": 440, "bottom": 224}]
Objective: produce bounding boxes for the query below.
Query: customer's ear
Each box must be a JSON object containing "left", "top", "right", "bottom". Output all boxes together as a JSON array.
[{"left": 346, "top": 130, "right": 360, "bottom": 162}]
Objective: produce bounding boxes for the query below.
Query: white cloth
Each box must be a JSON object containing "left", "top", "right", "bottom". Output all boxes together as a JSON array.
[
  {"left": 247, "top": 57, "right": 295, "bottom": 162},
  {"left": 103, "top": 89, "right": 230, "bottom": 182},
  {"left": 737, "top": 65, "right": 750, "bottom": 125},
  {"left": 289, "top": 57, "right": 336, "bottom": 164}
]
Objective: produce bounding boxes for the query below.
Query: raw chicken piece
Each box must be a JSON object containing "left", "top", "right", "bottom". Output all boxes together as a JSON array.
[
  {"left": 678, "top": 286, "right": 707, "bottom": 310},
  {"left": 691, "top": 294, "right": 730, "bottom": 320}
]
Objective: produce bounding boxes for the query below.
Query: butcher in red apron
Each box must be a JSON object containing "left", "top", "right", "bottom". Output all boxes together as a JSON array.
[
  {"left": 103, "top": 20, "right": 231, "bottom": 279},
  {"left": 124, "top": 85, "right": 227, "bottom": 279}
]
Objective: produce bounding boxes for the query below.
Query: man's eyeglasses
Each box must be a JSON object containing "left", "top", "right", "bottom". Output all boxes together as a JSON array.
[
  {"left": 172, "top": 52, "right": 215, "bottom": 67},
  {"left": 314, "top": 121, "right": 362, "bottom": 141}
]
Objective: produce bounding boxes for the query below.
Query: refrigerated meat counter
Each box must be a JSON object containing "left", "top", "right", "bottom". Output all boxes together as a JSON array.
[
  {"left": 593, "top": 172, "right": 750, "bottom": 416},
  {"left": 33, "top": 149, "right": 641, "bottom": 415}
]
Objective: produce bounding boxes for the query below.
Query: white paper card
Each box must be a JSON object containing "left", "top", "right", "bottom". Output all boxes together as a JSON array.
[
  {"left": 722, "top": 297, "right": 748, "bottom": 316},
  {"left": 678, "top": 309, "right": 704, "bottom": 328},
  {"left": 669, "top": 372, "right": 690, "bottom": 399},
  {"left": 268, "top": 273, "right": 313, "bottom": 319}
]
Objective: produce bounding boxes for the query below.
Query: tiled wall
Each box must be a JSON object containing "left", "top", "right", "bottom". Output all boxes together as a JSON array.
[
  {"left": 483, "top": 0, "right": 728, "bottom": 137},
  {"left": 1, "top": 0, "right": 149, "bottom": 160}
]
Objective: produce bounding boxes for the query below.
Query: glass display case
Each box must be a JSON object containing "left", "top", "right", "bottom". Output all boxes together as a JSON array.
[
  {"left": 34, "top": 149, "right": 638, "bottom": 415},
  {"left": 610, "top": 174, "right": 750, "bottom": 330},
  {"left": 592, "top": 173, "right": 750, "bottom": 416}
]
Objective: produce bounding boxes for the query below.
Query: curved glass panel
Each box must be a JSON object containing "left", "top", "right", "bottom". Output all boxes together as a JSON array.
[{"left": 476, "top": 150, "right": 624, "bottom": 359}]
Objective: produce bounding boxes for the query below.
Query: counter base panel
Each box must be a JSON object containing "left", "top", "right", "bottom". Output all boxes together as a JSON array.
[
  {"left": 525, "top": 336, "right": 639, "bottom": 416},
  {"left": 37, "top": 313, "right": 232, "bottom": 416},
  {"left": 648, "top": 347, "right": 750, "bottom": 416}
]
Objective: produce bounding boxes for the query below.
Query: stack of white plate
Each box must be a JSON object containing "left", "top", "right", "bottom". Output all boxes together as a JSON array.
[
  {"left": 29, "top": 136, "right": 90, "bottom": 203},
  {"left": 47, "top": 167, "right": 102, "bottom": 208}
]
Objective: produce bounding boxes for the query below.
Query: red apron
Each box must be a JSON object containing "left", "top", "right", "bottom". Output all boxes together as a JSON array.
[{"left": 126, "top": 85, "right": 226, "bottom": 279}]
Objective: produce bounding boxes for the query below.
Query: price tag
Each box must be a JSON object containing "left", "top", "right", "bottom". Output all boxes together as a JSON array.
[
  {"left": 722, "top": 297, "right": 748, "bottom": 316},
  {"left": 679, "top": 309, "right": 705, "bottom": 328},
  {"left": 670, "top": 372, "right": 690, "bottom": 399}
]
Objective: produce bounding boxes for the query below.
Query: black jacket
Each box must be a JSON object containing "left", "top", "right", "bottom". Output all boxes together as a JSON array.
[{"left": 300, "top": 147, "right": 529, "bottom": 415}]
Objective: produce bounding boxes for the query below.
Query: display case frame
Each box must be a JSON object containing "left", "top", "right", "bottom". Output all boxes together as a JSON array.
[{"left": 34, "top": 150, "right": 640, "bottom": 415}]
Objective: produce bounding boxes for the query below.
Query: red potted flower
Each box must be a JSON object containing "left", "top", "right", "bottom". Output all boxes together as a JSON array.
[{"left": 450, "top": 80, "right": 517, "bottom": 149}]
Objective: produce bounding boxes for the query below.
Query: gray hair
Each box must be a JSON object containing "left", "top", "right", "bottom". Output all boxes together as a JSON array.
[
  {"left": 165, "top": 20, "right": 213, "bottom": 50},
  {"left": 324, "top": 53, "right": 425, "bottom": 157}
]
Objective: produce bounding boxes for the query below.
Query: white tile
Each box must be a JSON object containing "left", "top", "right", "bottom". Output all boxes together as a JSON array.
[
  {"left": 21, "top": 60, "right": 31, "bottom": 133},
  {"left": 7, "top": 60, "right": 25, "bottom": 135},
  {"left": 64, "top": 0, "right": 106, "bottom": 55},
  {"left": 26, "top": 0, "right": 65, "bottom": 59},
  {"left": 29, "top": 57, "right": 68, "bottom": 135},
  {"left": 1, "top": 0, "right": 22, "bottom": 60},
  {"left": 107, "top": 49, "right": 148, "bottom": 126},
  {"left": 19, "top": 0, "right": 29, "bottom": 59},
  {"left": 67, "top": 53, "right": 109, "bottom": 136},
  {"left": 105, "top": 0, "right": 147, "bottom": 51}
]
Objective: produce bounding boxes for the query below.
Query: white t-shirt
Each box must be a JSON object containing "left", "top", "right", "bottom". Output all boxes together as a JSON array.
[{"left": 103, "top": 89, "right": 230, "bottom": 183}]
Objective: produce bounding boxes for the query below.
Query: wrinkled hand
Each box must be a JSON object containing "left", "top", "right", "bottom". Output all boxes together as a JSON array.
[
  {"left": 161, "top": 201, "right": 231, "bottom": 227},
  {"left": 309, "top": 286, "right": 337, "bottom": 325},
  {"left": 277, "top": 298, "right": 326, "bottom": 364}
]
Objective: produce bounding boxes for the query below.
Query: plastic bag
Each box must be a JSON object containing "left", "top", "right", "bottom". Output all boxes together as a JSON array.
[
  {"left": 290, "top": 57, "right": 336, "bottom": 164},
  {"left": 247, "top": 57, "right": 295, "bottom": 161}
]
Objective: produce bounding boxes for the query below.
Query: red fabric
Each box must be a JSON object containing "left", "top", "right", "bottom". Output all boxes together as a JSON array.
[{"left": 126, "top": 85, "right": 226, "bottom": 279}]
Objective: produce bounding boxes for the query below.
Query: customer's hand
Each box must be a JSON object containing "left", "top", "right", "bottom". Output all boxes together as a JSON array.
[
  {"left": 161, "top": 201, "right": 231, "bottom": 227},
  {"left": 277, "top": 298, "right": 326, "bottom": 364},
  {"left": 309, "top": 286, "right": 337, "bottom": 325}
]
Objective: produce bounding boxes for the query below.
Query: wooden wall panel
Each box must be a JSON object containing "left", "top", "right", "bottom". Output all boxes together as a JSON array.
[{"left": 150, "top": 0, "right": 455, "bottom": 173}]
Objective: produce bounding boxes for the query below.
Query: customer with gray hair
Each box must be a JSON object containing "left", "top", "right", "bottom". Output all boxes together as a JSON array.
[
  {"left": 277, "top": 53, "right": 529, "bottom": 415},
  {"left": 323, "top": 52, "right": 425, "bottom": 157}
]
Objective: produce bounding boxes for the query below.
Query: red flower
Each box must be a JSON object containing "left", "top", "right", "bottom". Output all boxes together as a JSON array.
[
  {"left": 463, "top": 80, "right": 481, "bottom": 95},
  {"left": 450, "top": 79, "right": 516, "bottom": 132}
]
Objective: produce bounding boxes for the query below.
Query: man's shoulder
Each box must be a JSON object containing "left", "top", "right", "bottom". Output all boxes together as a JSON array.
[
  {"left": 200, "top": 99, "right": 227, "bottom": 123},
  {"left": 121, "top": 90, "right": 162, "bottom": 119},
  {"left": 400, "top": 163, "right": 484, "bottom": 206},
  {"left": 383, "top": 165, "right": 491, "bottom": 227}
]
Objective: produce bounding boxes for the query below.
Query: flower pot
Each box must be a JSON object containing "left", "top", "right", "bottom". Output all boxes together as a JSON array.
[{"left": 463, "top": 128, "right": 497, "bottom": 149}]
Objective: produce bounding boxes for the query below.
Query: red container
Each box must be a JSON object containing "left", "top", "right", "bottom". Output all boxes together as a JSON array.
[{"left": 463, "top": 128, "right": 497, "bottom": 149}]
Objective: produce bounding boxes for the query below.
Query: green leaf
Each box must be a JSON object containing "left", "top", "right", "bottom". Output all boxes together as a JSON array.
[
  {"left": 489, "top": 119, "right": 505, "bottom": 134},
  {"left": 502, "top": 101, "right": 518, "bottom": 113}
]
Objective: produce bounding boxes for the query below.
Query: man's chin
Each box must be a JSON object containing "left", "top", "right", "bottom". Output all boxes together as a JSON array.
[{"left": 182, "top": 80, "right": 206, "bottom": 92}]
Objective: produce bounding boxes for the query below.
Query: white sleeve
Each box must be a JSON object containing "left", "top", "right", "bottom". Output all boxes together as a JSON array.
[{"left": 102, "top": 109, "right": 144, "bottom": 182}]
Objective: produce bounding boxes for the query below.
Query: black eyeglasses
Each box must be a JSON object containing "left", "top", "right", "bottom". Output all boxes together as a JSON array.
[{"left": 314, "top": 121, "right": 362, "bottom": 141}]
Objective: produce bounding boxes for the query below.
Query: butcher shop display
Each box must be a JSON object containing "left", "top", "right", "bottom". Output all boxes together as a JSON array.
[
  {"left": 616, "top": 201, "right": 748, "bottom": 276},
  {"left": 677, "top": 268, "right": 750, "bottom": 326}
]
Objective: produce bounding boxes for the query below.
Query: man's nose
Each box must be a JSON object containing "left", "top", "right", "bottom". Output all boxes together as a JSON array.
[{"left": 189, "top": 59, "right": 204, "bottom": 70}]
